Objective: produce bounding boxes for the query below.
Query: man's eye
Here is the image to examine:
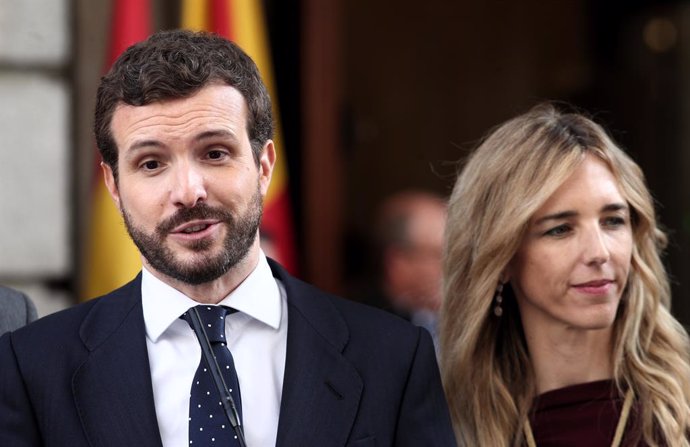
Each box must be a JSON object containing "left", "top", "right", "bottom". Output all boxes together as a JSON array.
[
  {"left": 142, "top": 160, "right": 159, "bottom": 170},
  {"left": 208, "top": 150, "right": 225, "bottom": 160}
]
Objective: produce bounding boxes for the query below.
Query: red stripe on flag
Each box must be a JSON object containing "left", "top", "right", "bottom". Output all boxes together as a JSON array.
[
  {"left": 210, "top": 0, "right": 233, "bottom": 40},
  {"left": 108, "top": 0, "right": 151, "bottom": 66},
  {"left": 262, "top": 190, "right": 298, "bottom": 274}
]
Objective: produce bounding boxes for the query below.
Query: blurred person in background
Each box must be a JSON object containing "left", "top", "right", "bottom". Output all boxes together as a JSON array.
[
  {"left": 371, "top": 190, "right": 446, "bottom": 350},
  {"left": 0, "top": 286, "right": 36, "bottom": 335},
  {"left": 441, "top": 103, "right": 690, "bottom": 446}
]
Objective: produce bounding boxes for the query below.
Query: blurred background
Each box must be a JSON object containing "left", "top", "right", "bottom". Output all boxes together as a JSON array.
[{"left": 0, "top": 0, "right": 689, "bottom": 325}]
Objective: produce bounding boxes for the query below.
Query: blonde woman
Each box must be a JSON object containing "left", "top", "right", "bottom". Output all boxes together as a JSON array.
[{"left": 441, "top": 103, "right": 690, "bottom": 446}]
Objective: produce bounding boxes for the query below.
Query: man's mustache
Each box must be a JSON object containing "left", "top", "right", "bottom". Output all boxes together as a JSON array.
[{"left": 156, "top": 204, "right": 233, "bottom": 235}]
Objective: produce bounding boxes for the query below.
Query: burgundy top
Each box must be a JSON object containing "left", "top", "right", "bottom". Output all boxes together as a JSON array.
[{"left": 528, "top": 379, "right": 645, "bottom": 446}]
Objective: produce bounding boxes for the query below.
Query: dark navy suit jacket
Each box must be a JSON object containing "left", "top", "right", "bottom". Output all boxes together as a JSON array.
[{"left": 0, "top": 260, "right": 456, "bottom": 446}]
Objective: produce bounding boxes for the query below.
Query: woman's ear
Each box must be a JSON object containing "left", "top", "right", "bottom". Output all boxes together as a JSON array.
[{"left": 499, "top": 264, "right": 511, "bottom": 285}]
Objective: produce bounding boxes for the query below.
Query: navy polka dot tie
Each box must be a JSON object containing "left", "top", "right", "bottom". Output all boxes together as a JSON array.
[{"left": 182, "top": 305, "right": 243, "bottom": 446}]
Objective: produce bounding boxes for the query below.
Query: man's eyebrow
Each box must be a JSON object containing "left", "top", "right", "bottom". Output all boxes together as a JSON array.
[
  {"left": 125, "top": 129, "right": 239, "bottom": 154},
  {"left": 128, "top": 139, "right": 164, "bottom": 152},
  {"left": 193, "top": 129, "right": 239, "bottom": 143}
]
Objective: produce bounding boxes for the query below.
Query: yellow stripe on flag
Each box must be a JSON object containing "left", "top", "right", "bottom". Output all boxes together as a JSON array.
[
  {"left": 230, "top": 0, "right": 287, "bottom": 205},
  {"left": 83, "top": 178, "right": 141, "bottom": 299},
  {"left": 181, "top": 0, "right": 209, "bottom": 31}
]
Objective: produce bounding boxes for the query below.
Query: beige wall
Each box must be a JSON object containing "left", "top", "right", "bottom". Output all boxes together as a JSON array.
[{"left": 0, "top": 0, "right": 72, "bottom": 315}]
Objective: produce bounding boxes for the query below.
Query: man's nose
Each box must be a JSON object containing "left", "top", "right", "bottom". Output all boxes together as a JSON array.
[{"left": 171, "top": 163, "right": 207, "bottom": 208}]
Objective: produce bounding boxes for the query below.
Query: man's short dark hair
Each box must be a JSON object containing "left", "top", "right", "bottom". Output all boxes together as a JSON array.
[{"left": 94, "top": 29, "right": 273, "bottom": 179}]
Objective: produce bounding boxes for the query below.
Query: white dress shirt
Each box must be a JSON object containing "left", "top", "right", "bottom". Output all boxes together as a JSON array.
[{"left": 142, "top": 252, "right": 287, "bottom": 447}]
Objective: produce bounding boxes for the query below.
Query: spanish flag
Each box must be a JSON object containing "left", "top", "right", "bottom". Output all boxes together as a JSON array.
[
  {"left": 81, "top": 0, "right": 150, "bottom": 299},
  {"left": 181, "top": 0, "right": 298, "bottom": 274}
]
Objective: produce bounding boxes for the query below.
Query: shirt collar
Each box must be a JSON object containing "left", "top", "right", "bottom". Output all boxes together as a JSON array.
[{"left": 142, "top": 251, "right": 282, "bottom": 343}]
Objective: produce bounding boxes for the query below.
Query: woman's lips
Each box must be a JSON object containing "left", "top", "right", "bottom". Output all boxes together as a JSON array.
[{"left": 572, "top": 279, "right": 615, "bottom": 295}]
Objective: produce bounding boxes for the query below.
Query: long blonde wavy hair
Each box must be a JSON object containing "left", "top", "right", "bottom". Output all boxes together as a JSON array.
[{"left": 440, "top": 103, "right": 690, "bottom": 446}]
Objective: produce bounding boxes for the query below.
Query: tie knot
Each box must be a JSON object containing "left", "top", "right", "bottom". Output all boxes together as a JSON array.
[{"left": 183, "top": 305, "right": 231, "bottom": 343}]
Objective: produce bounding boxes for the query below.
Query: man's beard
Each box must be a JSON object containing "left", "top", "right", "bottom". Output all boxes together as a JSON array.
[{"left": 122, "top": 188, "right": 263, "bottom": 285}]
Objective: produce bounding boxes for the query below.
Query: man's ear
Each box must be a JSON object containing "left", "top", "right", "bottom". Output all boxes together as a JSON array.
[
  {"left": 258, "top": 140, "right": 276, "bottom": 197},
  {"left": 101, "top": 162, "right": 121, "bottom": 211}
]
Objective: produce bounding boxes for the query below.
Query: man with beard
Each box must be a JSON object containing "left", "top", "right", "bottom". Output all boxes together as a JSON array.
[{"left": 0, "top": 30, "right": 455, "bottom": 447}]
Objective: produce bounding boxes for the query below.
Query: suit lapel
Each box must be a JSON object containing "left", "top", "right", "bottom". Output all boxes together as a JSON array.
[
  {"left": 271, "top": 261, "right": 363, "bottom": 447},
  {"left": 72, "top": 276, "right": 163, "bottom": 447}
]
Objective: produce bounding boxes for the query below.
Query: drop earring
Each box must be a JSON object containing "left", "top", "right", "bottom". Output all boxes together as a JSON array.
[{"left": 493, "top": 282, "right": 504, "bottom": 317}]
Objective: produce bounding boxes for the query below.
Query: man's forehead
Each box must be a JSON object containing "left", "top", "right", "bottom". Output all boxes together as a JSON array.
[
  {"left": 112, "top": 84, "right": 248, "bottom": 119},
  {"left": 110, "top": 85, "right": 250, "bottom": 147}
]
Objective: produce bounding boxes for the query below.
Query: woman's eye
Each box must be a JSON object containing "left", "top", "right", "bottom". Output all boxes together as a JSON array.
[
  {"left": 603, "top": 216, "right": 626, "bottom": 227},
  {"left": 544, "top": 224, "right": 570, "bottom": 237}
]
